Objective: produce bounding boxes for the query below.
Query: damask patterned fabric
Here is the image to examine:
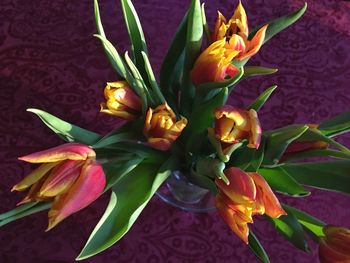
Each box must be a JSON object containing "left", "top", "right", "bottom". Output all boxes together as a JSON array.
[{"left": 0, "top": 0, "right": 349, "bottom": 262}]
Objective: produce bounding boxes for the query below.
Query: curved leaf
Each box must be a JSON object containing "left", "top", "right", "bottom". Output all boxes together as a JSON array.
[
  {"left": 248, "top": 231, "right": 270, "bottom": 263},
  {"left": 247, "top": 85, "right": 277, "bottom": 112},
  {"left": 318, "top": 111, "right": 350, "bottom": 137},
  {"left": 258, "top": 167, "right": 310, "bottom": 197},
  {"left": 266, "top": 212, "right": 309, "bottom": 252},
  {"left": 249, "top": 3, "right": 308, "bottom": 44},
  {"left": 243, "top": 66, "right": 278, "bottom": 78},
  {"left": 180, "top": 0, "right": 203, "bottom": 114},
  {"left": 120, "top": 0, "right": 150, "bottom": 84},
  {"left": 282, "top": 204, "right": 325, "bottom": 238},
  {"left": 282, "top": 160, "right": 350, "bottom": 194},
  {"left": 27, "top": 109, "right": 101, "bottom": 145},
  {"left": 77, "top": 157, "right": 177, "bottom": 260}
]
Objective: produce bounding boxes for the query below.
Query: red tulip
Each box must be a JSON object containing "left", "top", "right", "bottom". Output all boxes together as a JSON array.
[
  {"left": 215, "top": 167, "right": 286, "bottom": 243},
  {"left": 319, "top": 225, "right": 350, "bottom": 263},
  {"left": 12, "top": 143, "right": 105, "bottom": 230}
]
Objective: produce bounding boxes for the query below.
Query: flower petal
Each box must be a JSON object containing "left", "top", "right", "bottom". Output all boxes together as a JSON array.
[
  {"left": 216, "top": 167, "right": 256, "bottom": 204},
  {"left": 39, "top": 160, "right": 84, "bottom": 197},
  {"left": 18, "top": 143, "right": 96, "bottom": 163},
  {"left": 247, "top": 109, "right": 262, "bottom": 149},
  {"left": 46, "top": 160, "right": 105, "bottom": 230},
  {"left": 216, "top": 194, "right": 250, "bottom": 244},
  {"left": 248, "top": 172, "right": 286, "bottom": 218},
  {"left": 12, "top": 162, "right": 58, "bottom": 192}
]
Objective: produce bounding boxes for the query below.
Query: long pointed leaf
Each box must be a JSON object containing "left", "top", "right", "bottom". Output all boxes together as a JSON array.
[
  {"left": 318, "top": 111, "right": 350, "bottom": 137},
  {"left": 77, "top": 157, "right": 177, "bottom": 260},
  {"left": 248, "top": 231, "right": 270, "bottom": 263},
  {"left": 247, "top": 85, "right": 277, "bottom": 112},
  {"left": 27, "top": 108, "right": 101, "bottom": 145},
  {"left": 120, "top": 0, "right": 151, "bottom": 88}
]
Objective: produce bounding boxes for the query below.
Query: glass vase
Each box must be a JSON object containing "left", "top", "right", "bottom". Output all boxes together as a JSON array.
[{"left": 156, "top": 170, "right": 216, "bottom": 213}]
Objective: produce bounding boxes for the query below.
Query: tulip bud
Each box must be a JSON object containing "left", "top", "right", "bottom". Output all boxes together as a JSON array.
[
  {"left": 100, "top": 81, "right": 142, "bottom": 120},
  {"left": 143, "top": 103, "right": 187, "bottom": 151}
]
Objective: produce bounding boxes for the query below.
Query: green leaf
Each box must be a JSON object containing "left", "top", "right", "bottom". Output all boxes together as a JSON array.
[
  {"left": 141, "top": 51, "right": 165, "bottom": 104},
  {"left": 0, "top": 202, "right": 38, "bottom": 220},
  {"left": 243, "top": 66, "right": 278, "bottom": 78},
  {"left": 282, "top": 149, "right": 350, "bottom": 162},
  {"left": 282, "top": 204, "right": 325, "bottom": 238},
  {"left": 201, "top": 3, "right": 211, "bottom": 43},
  {"left": 228, "top": 137, "right": 266, "bottom": 172},
  {"left": 189, "top": 170, "right": 218, "bottom": 194},
  {"left": 247, "top": 85, "right": 277, "bottom": 112},
  {"left": 160, "top": 12, "right": 188, "bottom": 108},
  {"left": 93, "top": 34, "right": 133, "bottom": 82},
  {"left": 0, "top": 202, "right": 51, "bottom": 227},
  {"left": 77, "top": 157, "right": 177, "bottom": 260},
  {"left": 266, "top": 211, "right": 309, "bottom": 251},
  {"left": 187, "top": 88, "right": 228, "bottom": 134},
  {"left": 195, "top": 67, "right": 244, "bottom": 103},
  {"left": 180, "top": 0, "right": 203, "bottom": 114},
  {"left": 282, "top": 160, "right": 350, "bottom": 194},
  {"left": 258, "top": 167, "right": 310, "bottom": 196},
  {"left": 27, "top": 108, "right": 101, "bottom": 145},
  {"left": 120, "top": 0, "right": 149, "bottom": 84},
  {"left": 124, "top": 51, "right": 151, "bottom": 111},
  {"left": 102, "top": 156, "right": 144, "bottom": 191},
  {"left": 249, "top": 3, "right": 308, "bottom": 44},
  {"left": 263, "top": 125, "right": 309, "bottom": 165},
  {"left": 248, "top": 231, "right": 270, "bottom": 263},
  {"left": 318, "top": 111, "right": 350, "bottom": 137},
  {"left": 92, "top": 132, "right": 138, "bottom": 149}
]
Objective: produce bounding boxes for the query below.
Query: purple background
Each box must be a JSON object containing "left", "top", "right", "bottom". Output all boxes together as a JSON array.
[{"left": 1, "top": 0, "right": 350, "bottom": 262}]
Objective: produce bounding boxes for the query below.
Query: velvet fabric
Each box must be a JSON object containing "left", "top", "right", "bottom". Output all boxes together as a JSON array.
[{"left": 0, "top": 0, "right": 349, "bottom": 262}]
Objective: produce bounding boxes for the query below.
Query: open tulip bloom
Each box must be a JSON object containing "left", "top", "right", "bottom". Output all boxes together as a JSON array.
[{"left": 2, "top": 0, "right": 350, "bottom": 262}]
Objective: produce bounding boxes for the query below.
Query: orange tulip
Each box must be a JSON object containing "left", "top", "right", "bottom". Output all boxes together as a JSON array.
[
  {"left": 215, "top": 167, "right": 286, "bottom": 243},
  {"left": 214, "top": 105, "right": 261, "bottom": 149},
  {"left": 100, "top": 81, "right": 142, "bottom": 120},
  {"left": 319, "top": 225, "right": 350, "bottom": 263},
  {"left": 190, "top": 38, "right": 240, "bottom": 85},
  {"left": 212, "top": 0, "right": 268, "bottom": 61},
  {"left": 12, "top": 143, "right": 106, "bottom": 230},
  {"left": 143, "top": 103, "right": 188, "bottom": 151}
]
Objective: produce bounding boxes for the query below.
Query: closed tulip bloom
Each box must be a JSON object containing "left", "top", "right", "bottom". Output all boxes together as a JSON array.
[
  {"left": 143, "top": 103, "right": 188, "bottom": 151},
  {"left": 190, "top": 38, "right": 240, "bottom": 85},
  {"left": 212, "top": 0, "right": 268, "bottom": 61},
  {"left": 214, "top": 105, "right": 262, "bottom": 149},
  {"left": 12, "top": 143, "right": 105, "bottom": 230},
  {"left": 319, "top": 225, "right": 350, "bottom": 263},
  {"left": 100, "top": 81, "right": 142, "bottom": 120},
  {"left": 215, "top": 167, "right": 286, "bottom": 243}
]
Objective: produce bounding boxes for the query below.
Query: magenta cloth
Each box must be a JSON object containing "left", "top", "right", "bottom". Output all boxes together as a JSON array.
[{"left": 1, "top": 0, "right": 350, "bottom": 262}]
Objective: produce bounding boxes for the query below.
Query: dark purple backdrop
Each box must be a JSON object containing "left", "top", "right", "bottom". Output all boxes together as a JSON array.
[{"left": 1, "top": 0, "right": 349, "bottom": 262}]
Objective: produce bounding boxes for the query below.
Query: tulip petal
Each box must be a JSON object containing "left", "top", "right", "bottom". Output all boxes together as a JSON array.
[
  {"left": 216, "top": 167, "right": 256, "bottom": 204},
  {"left": 39, "top": 160, "right": 84, "bottom": 197},
  {"left": 249, "top": 172, "right": 286, "bottom": 218},
  {"left": 212, "top": 11, "right": 227, "bottom": 41},
  {"left": 247, "top": 109, "right": 262, "bottom": 149},
  {"left": 17, "top": 177, "right": 51, "bottom": 205},
  {"left": 147, "top": 138, "right": 171, "bottom": 151},
  {"left": 236, "top": 25, "right": 268, "bottom": 61},
  {"left": 12, "top": 162, "right": 58, "bottom": 192},
  {"left": 18, "top": 143, "right": 96, "bottom": 163},
  {"left": 216, "top": 195, "right": 249, "bottom": 244},
  {"left": 46, "top": 160, "right": 105, "bottom": 230},
  {"left": 232, "top": 0, "right": 248, "bottom": 38},
  {"left": 319, "top": 238, "right": 350, "bottom": 263}
]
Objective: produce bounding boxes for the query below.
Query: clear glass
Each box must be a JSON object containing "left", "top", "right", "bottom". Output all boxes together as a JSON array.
[{"left": 156, "top": 170, "right": 216, "bottom": 213}]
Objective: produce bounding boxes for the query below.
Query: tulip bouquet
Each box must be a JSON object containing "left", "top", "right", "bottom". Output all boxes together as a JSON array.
[{"left": 2, "top": 0, "right": 350, "bottom": 262}]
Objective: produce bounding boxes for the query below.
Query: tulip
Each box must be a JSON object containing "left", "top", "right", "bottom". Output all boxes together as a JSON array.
[
  {"left": 143, "top": 103, "right": 188, "bottom": 151},
  {"left": 212, "top": 0, "right": 268, "bottom": 61},
  {"left": 215, "top": 167, "right": 286, "bottom": 243},
  {"left": 100, "top": 81, "right": 142, "bottom": 120},
  {"left": 12, "top": 143, "right": 106, "bottom": 230},
  {"left": 214, "top": 105, "right": 262, "bottom": 149},
  {"left": 190, "top": 38, "right": 240, "bottom": 85},
  {"left": 319, "top": 225, "right": 350, "bottom": 263}
]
